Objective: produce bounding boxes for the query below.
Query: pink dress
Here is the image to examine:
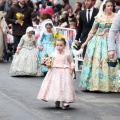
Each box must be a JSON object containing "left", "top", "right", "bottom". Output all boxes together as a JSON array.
[{"left": 37, "top": 51, "right": 76, "bottom": 103}]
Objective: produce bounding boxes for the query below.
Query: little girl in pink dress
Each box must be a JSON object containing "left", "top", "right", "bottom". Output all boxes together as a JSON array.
[{"left": 37, "top": 38, "right": 76, "bottom": 109}]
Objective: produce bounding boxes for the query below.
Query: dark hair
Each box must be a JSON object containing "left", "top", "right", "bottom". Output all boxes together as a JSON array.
[
  {"left": 63, "top": 0, "right": 69, "bottom": 4},
  {"left": 40, "top": 13, "right": 52, "bottom": 20},
  {"left": 103, "top": 0, "right": 115, "bottom": 12},
  {"left": 76, "top": 2, "right": 82, "bottom": 8},
  {"left": 46, "top": 1, "right": 52, "bottom": 6},
  {"left": 56, "top": 38, "right": 66, "bottom": 45},
  {"left": 59, "top": 18, "right": 66, "bottom": 23},
  {"left": 45, "top": 23, "right": 53, "bottom": 27}
]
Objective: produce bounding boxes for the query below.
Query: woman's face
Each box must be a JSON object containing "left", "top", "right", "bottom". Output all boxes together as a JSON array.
[
  {"left": 105, "top": 2, "right": 113, "bottom": 13},
  {"left": 62, "top": 13, "right": 67, "bottom": 18},
  {"left": 55, "top": 16, "right": 58, "bottom": 22},
  {"left": 75, "top": 3, "right": 79, "bottom": 9},
  {"left": 52, "top": 16, "right": 55, "bottom": 22},
  {"left": 33, "top": 3, "right": 37, "bottom": 9}
]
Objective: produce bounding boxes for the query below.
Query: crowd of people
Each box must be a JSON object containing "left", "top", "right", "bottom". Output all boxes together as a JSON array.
[{"left": 0, "top": 0, "right": 120, "bottom": 109}]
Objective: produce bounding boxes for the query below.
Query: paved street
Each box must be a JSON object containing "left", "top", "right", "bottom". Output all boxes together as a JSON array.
[
  {"left": 0, "top": 62, "right": 120, "bottom": 120},
  {"left": 0, "top": 1, "right": 120, "bottom": 119}
]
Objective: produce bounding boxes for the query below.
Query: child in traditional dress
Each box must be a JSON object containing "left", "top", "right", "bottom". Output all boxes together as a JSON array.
[
  {"left": 37, "top": 38, "right": 76, "bottom": 109},
  {"left": 10, "top": 27, "right": 41, "bottom": 76},
  {"left": 38, "top": 23, "right": 55, "bottom": 76}
]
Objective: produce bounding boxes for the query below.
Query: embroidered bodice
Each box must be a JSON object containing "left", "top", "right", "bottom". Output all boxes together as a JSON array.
[
  {"left": 17, "top": 35, "right": 36, "bottom": 49},
  {"left": 39, "top": 33, "right": 54, "bottom": 45},
  {"left": 89, "top": 14, "right": 115, "bottom": 37},
  {"left": 52, "top": 52, "right": 74, "bottom": 69}
]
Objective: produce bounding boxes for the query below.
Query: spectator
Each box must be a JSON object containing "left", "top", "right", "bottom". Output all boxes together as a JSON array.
[
  {"left": 0, "top": 0, "right": 5, "bottom": 11},
  {"left": 61, "top": 10, "right": 68, "bottom": 21},
  {"left": 59, "top": 17, "right": 68, "bottom": 27},
  {"left": 39, "top": 12, "right": 52, "bottom": 24},
  {"left": 68, "top": 14, "right": 76, "bottom": 23},
  {"left": 0, "top": 12, "right": 8, "bottom": 61},
  {"left": 6, "top": 0, "right": 33, "bottom": 53},
  {"left": 52, "top": 13, "right": 59, "bottom": 26},
  {"left": 6, "top": 24, "right": 14, "bottom": 61},
  {"left": 39, "top": 1, "right": 54, "bottom": 17},
  {"left": 40, "top": 0, "right": 50, "bottom": 9},
  {"left": 115, "top": 0, "right": 120, "bottom": 12},
  {"left": 25, "top": 0, "right": 34, "bottom": 10},
  {"left": 74, "top": 2, "right": 82, "bottom": 16},
  {"left": 81, "top": 1, "right": 86, "bottom": 10},
  {"left": 31, "top": 2, "right": 39, "bottom": 25},
  {"left": 37, "top": 0, "right": 42, "bottom": 5},
  {"left": 4, "top": 0, "right": 12, "bottom": 13},
  {"left": 53, "top": 0, "right": 63, "bottom": 13},
  {"left": 62, "top": 0, "right": 72, "bottom": 12},
  {"left": 76, "top": 12, "right": 80, "bottom": 26},
  {"left": 12, "top": 0, "right": 18, "bottom": 6},
  {"left": 36, "top": 12, "right": 41, "bottom": 25}
]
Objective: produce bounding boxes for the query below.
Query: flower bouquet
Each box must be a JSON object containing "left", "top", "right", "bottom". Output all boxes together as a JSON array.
[
  {"left": 41, "top": 54, "right": 53, "bottom": 68},
  {"left": 52, "top": 31, "right": 65, "bottom": 45},
  {"left": 107, "top": 58, "right": 117, "bottom": 67},
  {"left": 16, "top": 13, "right": 24, "bottom": 26}
]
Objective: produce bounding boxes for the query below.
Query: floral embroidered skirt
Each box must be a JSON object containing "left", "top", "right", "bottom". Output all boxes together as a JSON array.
[
  {"left": 10, "top": 48, "right": 41, "bottom": 76},
  {"left": 37, "top": 67, "right": 76, "bottom": 102},
  {"left": 80, "top": 35, "right": 120, "bottom": 92}
]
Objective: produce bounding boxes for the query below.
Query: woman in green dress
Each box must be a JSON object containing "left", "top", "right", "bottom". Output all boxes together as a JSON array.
[{"left": 80, "top": 0, "right": 120, "bottom": 92}]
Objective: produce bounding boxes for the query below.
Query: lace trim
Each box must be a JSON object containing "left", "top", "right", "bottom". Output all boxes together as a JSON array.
[{"left": 95, "top": 14, "right": 115, "bottom": 24}]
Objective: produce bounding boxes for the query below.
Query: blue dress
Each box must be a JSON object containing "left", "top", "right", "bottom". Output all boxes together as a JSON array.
[
  {"left": 80, "top": 15, "right": 120, "bottom": 92},
  {"left": 38, "top": 32, "right": 55, "bottom": 73}
]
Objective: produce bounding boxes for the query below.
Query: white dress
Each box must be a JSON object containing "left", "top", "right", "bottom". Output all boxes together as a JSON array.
[{"left": 10, "top": 35, "right": 41, "bottom": 76}]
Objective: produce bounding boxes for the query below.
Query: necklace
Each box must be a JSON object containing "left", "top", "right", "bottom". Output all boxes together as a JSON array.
[{"left": 105, "top": 12, "right": 113, "bottom": 18}]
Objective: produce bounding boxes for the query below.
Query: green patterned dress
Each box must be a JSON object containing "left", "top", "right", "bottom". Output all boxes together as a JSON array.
[{"left": 80, "top": 15, "right": 120, "bottom": 92}]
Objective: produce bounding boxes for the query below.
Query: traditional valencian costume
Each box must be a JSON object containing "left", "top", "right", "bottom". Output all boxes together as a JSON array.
[{"left": 10, "top": 27, "right": 41, "bottom": 76}]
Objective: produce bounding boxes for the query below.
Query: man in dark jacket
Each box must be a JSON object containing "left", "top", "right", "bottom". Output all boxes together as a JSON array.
[
  {"left": 25, "top": 0, "right": 34, "bottom": 10},
  {"left": 74, "top": 0, "right": 98, "bottom": 57},
  {"left": 6, "top": 0, "right": 32, "bottom": 53}
]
